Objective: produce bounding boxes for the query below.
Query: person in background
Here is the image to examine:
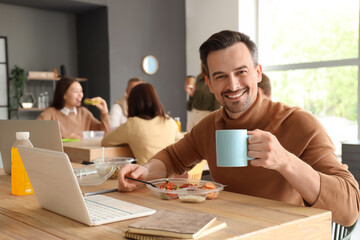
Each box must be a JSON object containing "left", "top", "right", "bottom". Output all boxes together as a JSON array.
[
  {"left": 258, "top": 73, "right": 271, "bottom": 98},
  {"left": 184, "top": 75, "right": 196, "bottom": 92},
  {"left": 117, "top": 30, "right": 360, "bottom": 227},
  {"left": 37, "top": 77, "right": 110, "bottom": 139},
  {"left": 185, "top": 65, "right": 221, "bottom": 131},
  {"left": 102, "top": 83, "right": 182, "bottom": 165},
  {"left": 109, "top": 77, "right": 144, "bottom": 130}
]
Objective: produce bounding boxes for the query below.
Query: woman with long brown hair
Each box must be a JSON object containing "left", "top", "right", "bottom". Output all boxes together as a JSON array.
[
  {"left": 37, "top": 77, "right": 110, "bottom": 139},
  {"left": 102, "top": 83, "right": 181, "bottom": 165}
]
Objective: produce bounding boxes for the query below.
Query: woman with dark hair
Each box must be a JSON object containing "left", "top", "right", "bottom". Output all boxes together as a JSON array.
[
  {"left": 37, "top": 77, "right": 110, "bottom": 139},
  {"left": 102, "top": 83, "right": 181, "bottom": 165}
]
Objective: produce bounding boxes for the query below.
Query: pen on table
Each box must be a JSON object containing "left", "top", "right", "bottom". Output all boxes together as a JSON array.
[
  {"left": 81, "top": 161, "right": 94, "bottom": 165},
  {"left": 83, "top": 188, "right": 118, "bottom": 197}
]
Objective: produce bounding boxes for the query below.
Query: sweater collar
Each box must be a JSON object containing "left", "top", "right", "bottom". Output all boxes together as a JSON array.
[
  {"left": 61, "top": 106, "right": 77, "bottom": 116},
  {"left": 216, "top": 91, "right": 271, "bottom": 130}
]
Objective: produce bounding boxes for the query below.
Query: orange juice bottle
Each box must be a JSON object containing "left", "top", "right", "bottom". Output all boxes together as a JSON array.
[
  {"left": 11, "top": 132, "right": 34, "bottom": 195},
  {"left": 174, "top": 117, "right": 181, "bottom": 132}
]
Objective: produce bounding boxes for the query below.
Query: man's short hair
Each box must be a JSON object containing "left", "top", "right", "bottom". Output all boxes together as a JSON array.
[
  {"left": 126, "top": 77, "right": 144, "bottom": 93},
  {"left": 199, "top": 30, "right": 258, "bottom": 77},
  {"left": 258, "top": 73, "right": 272, "bottom": 97},
  {"left": 127, "top": 77, "right": 144, "bottom": 88}
]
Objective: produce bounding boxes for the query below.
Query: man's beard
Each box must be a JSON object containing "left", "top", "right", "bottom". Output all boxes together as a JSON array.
[{"left": 222, "top": 96, "right": 252, "bottom": 114}]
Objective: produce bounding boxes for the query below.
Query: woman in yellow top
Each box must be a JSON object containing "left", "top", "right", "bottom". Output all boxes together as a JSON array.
[
  {"left": 101, "top": 83, "right": 182, "bottom": 165},
  {"left": 37, "top": 77, "right": 110, "bottom": 139}
]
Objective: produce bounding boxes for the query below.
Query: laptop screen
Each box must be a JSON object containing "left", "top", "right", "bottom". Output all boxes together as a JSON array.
[{"left": 0, "top": 120, "right": 63, "bottom": 175}]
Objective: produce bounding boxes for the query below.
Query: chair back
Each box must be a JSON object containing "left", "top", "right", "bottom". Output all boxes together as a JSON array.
[
  {"left": 187, "top": 160, "right": 207, "bottom": 180},
  {"left": 332, "top": 220, "right": 358, "bottom": 240}
]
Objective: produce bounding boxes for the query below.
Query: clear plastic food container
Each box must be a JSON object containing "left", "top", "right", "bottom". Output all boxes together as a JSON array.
[
  {"left": 146, "top": 178, "right": 224, "bottom": 202},
  {"left": 81, "top": 131, "right": 105, "bottom": 145},
  {"left": 74, "top": 163, "right": 115, "bottom": 186},
  {"left": 93, "top": 157, "right": 135, "bottom": 179},
  {"left": 82, "top": 131, "right": 104, "bottom": 139}
]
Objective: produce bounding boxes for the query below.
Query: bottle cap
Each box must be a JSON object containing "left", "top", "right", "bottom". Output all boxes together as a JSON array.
[
  {"left": 16, "top": 132, "right": 30, "bottom": 140},
  {"left": 174, "top": 117, "right": 180, "bottom": 121}
]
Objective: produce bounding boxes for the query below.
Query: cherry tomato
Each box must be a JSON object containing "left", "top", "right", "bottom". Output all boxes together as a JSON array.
[{"left": 159, "top": 180, "right": 178, "bottom": 199}]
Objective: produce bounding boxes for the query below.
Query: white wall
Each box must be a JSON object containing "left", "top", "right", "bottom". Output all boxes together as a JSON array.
[
  {"left": 238, "top": 0, "right": 258, "bottom": 43},
  {"left": 185, "top": 0, "right": 259, "bottom": 76},
  {"left": 185, "top": 0, "right": 239, "bottom": 76}
]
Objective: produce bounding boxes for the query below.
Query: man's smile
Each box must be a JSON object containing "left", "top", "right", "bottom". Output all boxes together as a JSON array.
[{"left": 222, "top": 88, "right": 248, "bottom": 100}]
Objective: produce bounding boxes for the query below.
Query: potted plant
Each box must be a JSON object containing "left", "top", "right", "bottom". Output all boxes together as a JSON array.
[{"left": 9, "top": 65, "right": 27, "bottom": 110}]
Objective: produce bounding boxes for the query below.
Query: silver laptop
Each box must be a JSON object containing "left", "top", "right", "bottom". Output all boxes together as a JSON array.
[
  {"left": 0, "top": 120, "right": 63, "bottom": 175},
  {"left": 17, "top": 146, "right": 155, "bottom": 226}
]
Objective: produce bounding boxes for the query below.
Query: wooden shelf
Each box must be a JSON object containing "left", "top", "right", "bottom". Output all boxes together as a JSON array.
[
  {"left": 12, "top": 75, "right": 88, "bottom": 119},
  {"left": 18, "top": 107, "right": 45, "bottom": 112},
  {"left": 27, "top": 77, "right": 87, "bottom": 82}
]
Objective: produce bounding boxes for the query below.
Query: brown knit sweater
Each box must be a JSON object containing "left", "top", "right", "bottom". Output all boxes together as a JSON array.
[
  {"left": 37, "top": 107, "right": 110, "bottom": 139},
  {"left": 153, "top": 92, "right": 360, "bottom": 226}
]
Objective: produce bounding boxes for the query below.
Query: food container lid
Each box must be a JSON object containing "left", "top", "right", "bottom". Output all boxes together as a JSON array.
[
  {"left": 93, "top": 157, "right": 135, "bottom": 166},
  {"left": 74, "top": 163, "right": 115, "bottom": 186}
]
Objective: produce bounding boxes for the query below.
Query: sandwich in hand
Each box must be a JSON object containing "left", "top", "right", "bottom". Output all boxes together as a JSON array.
[{"left": 84, "top": 98, "right": 101, "bottom": 105}]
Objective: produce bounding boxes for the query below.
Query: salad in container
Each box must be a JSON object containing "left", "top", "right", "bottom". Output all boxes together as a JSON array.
[{"left": 146, "top": 178, "right": 224, "bottom": 203}]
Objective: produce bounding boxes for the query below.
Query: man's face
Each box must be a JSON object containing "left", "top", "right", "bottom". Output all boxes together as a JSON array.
[
  {"left": 205, "top": 42, "right": 262, "bottom": 119},
  {"left": 126, "top": 81, "right": 142, "bottom": 95}
]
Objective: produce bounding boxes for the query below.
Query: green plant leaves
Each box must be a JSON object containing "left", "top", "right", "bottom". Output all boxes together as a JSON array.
[{"left": 9, "top": 65, "right": 27, "bottom": 110}]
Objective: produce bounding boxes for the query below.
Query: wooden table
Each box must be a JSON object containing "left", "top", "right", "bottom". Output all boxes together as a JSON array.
[
  {"left": 63, "top": 138, "right": 134, "bottom": 163},
  {"left": 0, "top": 169, "right": 331, "bottom": 239}
]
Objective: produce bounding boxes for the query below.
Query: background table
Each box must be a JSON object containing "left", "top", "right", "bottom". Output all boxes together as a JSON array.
[
  {"left": 63, "top": 138, "right": 134, "bottom": 163},
  {"left": 0, "top": 168, "right": 331, "bottom": 240}
]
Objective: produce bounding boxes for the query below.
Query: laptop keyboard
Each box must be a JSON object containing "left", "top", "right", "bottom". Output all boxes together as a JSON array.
[{"left": 85, "top": 198, "right": 130, "bottom": 222}]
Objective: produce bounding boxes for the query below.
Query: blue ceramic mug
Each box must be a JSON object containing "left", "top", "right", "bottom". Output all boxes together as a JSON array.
[{"left": 216, "top": 129, "right": 254, "bottom": 167}]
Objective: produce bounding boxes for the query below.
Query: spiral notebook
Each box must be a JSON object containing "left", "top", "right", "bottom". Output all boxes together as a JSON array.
[{"left": 126, "top": 210, "right": 226, "bottom": 239}]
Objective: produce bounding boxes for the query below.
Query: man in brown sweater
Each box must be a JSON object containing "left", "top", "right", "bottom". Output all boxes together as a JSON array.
[{"left": 117, "top": 30, "right": 360, "bottom": 226}]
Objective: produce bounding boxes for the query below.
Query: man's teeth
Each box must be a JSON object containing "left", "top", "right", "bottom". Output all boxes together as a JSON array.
[{"left": 227, "top": 90, "right": 246, "bottom": 99}]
